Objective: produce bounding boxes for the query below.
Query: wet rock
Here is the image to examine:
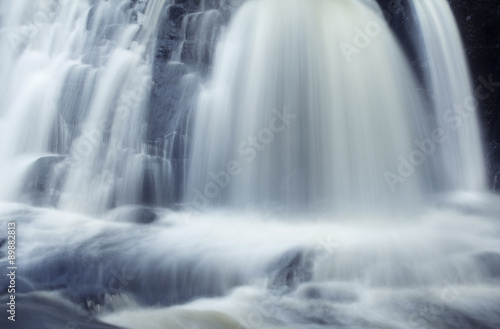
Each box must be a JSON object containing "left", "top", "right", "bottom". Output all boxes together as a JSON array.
[
  {"left": 376, "top": 0, "right": 425, "bottom": 83},
  {"left": 22, "top": 156, "right": 67, "bottom": 207},
  {"left": 376, "top": 0, "right": 500, "bottom": 191},
  {"left": 0, "top": 293, "right": 121, "bottom": 329},
  {"left": 86, "top": 5, "right": 97, "bottom": 31},
  {"left": 131, "top": 207, "right": 157, "bottom": 224},
  {"left": 475, "top": 251, "right": 500, "bottom": 278},
  {"left": 148, "top": 62, "right": 189, "bottom": 142},
  {"left": 21, "top": 229, "right": 244, "bottom": 308},
  {"left": 140, "top": 155, "right": 186, "bottom": 206},
  {"left": 268, "top": 249, "right": 313, "bottom": 290},
  {"left": 174, "top": 0, "right": 202, "bottom": 13},
  {"left": 448, "top": 0, "right": 500, "bottom": 191},
  {"left": 295, "top": 283, "right": 359, "bottom": 304},
  {"left": 156, "top": 5, "right": 187, "bottom": 61}
]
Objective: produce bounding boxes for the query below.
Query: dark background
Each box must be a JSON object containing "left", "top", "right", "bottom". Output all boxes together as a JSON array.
[{"left": 448, "top": 0, "right": 500, "bottom": 192}]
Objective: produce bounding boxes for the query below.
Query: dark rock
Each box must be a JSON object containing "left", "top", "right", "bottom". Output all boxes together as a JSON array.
[
  {"left": 19, "top": 229, "right": 244, "bottom": 308},
  {"left": 102, "top": 24, "right": 126, "bottom": 41},
  {"left": 155, "top": 5, "right": 187, "bottom": 61},
  {"left": 268, "top": 249, "right": 313, "bottom": 290},
  {"left": 376, "top": 0, "right": 426, "bottom": 84},
  {"left": 148, "top": 62, "right": 189, "bottom": 142},
  {"left": 86, "top": 5, "right": 97, "bottom": 31},
  {"left": 174, "top": 0, "right": 202, "bottom": 13},
  {"left": 14, "top": 276, "right": 37, "bottom": 294},
  {"left": 377, "top": 0, "right": 500, "bottom": 191},
  {"left": 475, "top": 251, "right": 500, "bottom": 278},
  {"left": 146, "top": 0, "right": 239, "bottom": 206},
  {"left": 149, "top": 0, "right": 236, "bottom": 142},
  {"left": 0, "top": 238, "right": 5, "bottom": 259},
  {"left": 448, "top": 0, "right": 500, "bottom": 191},
  {"left": 140, "top": 156, "right": 186, "bottom": 205},
  {"left": 405, "top": 297, "right": 500, "bottom": 329},
  {"left": 130, "top": 207, "right": 157, "bottom": 224},
  {"left": 0, "top": 293, "right": 121, "bottom": 329},
  {"left": 180, "top": 10, "right": 223, "bottom": 69},
  {"left": 296, "top": 283, "right": 358, "bottom": 304},
  {"left": 22, "top": 156, "right": 67, "bottom": 207}
]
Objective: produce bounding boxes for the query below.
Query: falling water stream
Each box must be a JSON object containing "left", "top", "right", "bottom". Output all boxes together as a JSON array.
[
  {"left": 186, "top": 0, "right": 431, "bottom": 213},
  {"left": 0, "top": 0, "right": 499, "bottom": 328},
  {"left": 410, "top": 0, "right": 487, "bottom": 193}
]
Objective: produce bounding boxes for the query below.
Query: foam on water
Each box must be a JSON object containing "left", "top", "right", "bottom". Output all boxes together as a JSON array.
[
  {"left": 0, "top": 0, "right": 498, "bottom": 328},
  {"left": 3, "top": 201, "right": 499, "bottom": 328},
  {"left": 186, "top": 0, "right": 432, "bottom": 214}
]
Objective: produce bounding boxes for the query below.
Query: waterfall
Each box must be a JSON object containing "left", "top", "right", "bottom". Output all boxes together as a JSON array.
[
  {"left": 410, "top": 0, "right": 487, "bottom": 193},
  {"left": 0, "top": 0, "right": 487, "bottom": 213},
  {"left": 0, "top": 0, "right": 167, "bottom": 213},
  {"left": 185, "top": 0, "right": 432, "bottom": 213},
  {"left": 1, "top": 1, "right": 500, "bottom": 329}
]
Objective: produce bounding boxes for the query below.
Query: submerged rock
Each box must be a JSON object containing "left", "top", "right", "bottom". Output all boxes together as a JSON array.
[
  {"left": 22, "top": 156, "right": 67, "bottom": 207},
  {"left": 448, "top": 0, "right": 500, "bottom": 191},
  {"left": 268, "top": 249, "right": 314, "bottom": 291},
  {"left": 130, "top": 207, "right": 157, "bottom": 224},
  {"left": 475, "top": 251, "right": 500, "bottom": 278},
  {"left": 0, "top": 293, "right": 122, "bottom": 329}
]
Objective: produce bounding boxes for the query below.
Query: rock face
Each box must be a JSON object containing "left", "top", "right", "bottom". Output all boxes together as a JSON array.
[
  {"left": 131, "top": 206, "right": 158, "bottom": 224},
  {"left": 447, "top": 0, "right": 500, "bottom": 191},
  {"left": 149, "top": 0, "right": 500, "bottom": 194},
  {"left": 376, "top": 0, "right": 500, "bottom": 191},
  {"left": 268, "top": 249, "right": 313, "bottom": 290},
  {"left": 148, "top": 0, "right": 235, "bottom": 144},
  {"left": 145, "top": 1, "right": 240, "bottom": 204},
  {"left": 22, "top": 156, "right": 67, "bottom": 206}
]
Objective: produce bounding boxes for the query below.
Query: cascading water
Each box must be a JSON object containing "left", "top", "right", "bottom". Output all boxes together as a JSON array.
[
  {"left": 0, "top": 0, "right": 499, "bottom": 329},
  {"left": 0, "top": 0, "right": 167, "bottom": 213},
  {"left": 410, "top": 0, "right": 487, "bottom": 193},
  {"left": 186, "top": 0, "right": 433, "bottom": 213}
]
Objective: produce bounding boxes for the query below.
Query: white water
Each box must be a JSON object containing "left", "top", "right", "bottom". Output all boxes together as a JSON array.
[
  {"left": 2, "top": 202, "right": 499, "bottom": 329},
  {"left": 0, "top": 0, "right": 499, "bottom": 329},
  {"left": 0, "top": 0, "right": 166, "bottom": 213},
  {"left": 410, "top": 0, "right": 487, "bottom": 193},
  {"left": 185, "top": 0, "right": 432, "bottom": 213}
]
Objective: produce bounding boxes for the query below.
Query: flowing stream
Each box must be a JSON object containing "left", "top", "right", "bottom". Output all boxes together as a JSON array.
[{"left": 0, "top": 0, "right": 499, "bottom": 328}]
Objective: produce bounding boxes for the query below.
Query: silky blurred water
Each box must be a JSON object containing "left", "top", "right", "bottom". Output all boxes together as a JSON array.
[{"left": 0, "top": 0, "right": 498, "bottom": 328}]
